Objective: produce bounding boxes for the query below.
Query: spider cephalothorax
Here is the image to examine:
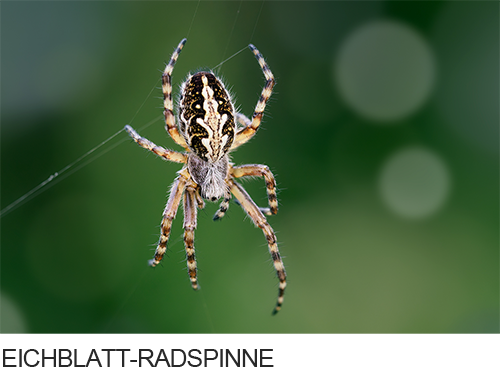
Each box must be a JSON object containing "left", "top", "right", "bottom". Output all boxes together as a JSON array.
[{"left": 125, "top": 38, "right": 286, "bottom": 314}]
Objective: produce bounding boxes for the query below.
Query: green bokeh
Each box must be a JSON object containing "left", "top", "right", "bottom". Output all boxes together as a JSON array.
[{"left": 1, "top": 1, "right": 498, "bottom": 333}]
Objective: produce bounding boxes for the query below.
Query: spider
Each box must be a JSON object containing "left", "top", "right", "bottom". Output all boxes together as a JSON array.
[{"left": 125, "top": 38, "right": 286, "bottom": 315}]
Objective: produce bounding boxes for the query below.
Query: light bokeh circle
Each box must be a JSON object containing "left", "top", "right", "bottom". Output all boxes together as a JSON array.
[
  {"left": 379, "top": 147, "right": 450, "bottom": 219},
  {"left": 335, "top": 20, "right": 435, "bottom": 123},
  {"left": 0, "top": 293, "right": 27, "bottom": 333}
]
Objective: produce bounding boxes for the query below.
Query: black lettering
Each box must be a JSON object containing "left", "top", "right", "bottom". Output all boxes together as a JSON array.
[
  {"left": 171, "top": 349, "right": 187, "bottom": 367},
  {"left": 0, "top": 348, "right": 270, "bottom": 369},
  {"left": 259, "top": 349, "right": 274, "bottom": 367},
  {"left": 42, "top": 349, "right": 57, "bottom": 367},
  {"left": 57, "top": 349, "right": 73, "bottom": 367},
  {"left": 154, "top": 350, "right": 171, "bottom": 367},
  {"left": 3, "top": 349, "right": 21, "bottom": 368},
  {"left": 187, "top": 350, "right": 203, "bottom": 367},
  {"left": 139, "top": 350, "right": 155, "bottom": 367},
  {"left": 224, "top": 349, "right": 241, "bottom": 367},
  {"left": 203, "top": 350, "right": 219, "bottom": 367},
  {"left": 86, "top": 350, "right": 102, "bottom": 368},
  {"left": 101, "top": 349, "right": 130, "bottom": 367},
  {"left": 241, "top": 350, "right": 259, "bottom": 367},
  {"left": 23, "top": 350, "right": 40, "bottom": 367},
  {"left": 73, "top": 350, "right": 88, "bottom": 367}
]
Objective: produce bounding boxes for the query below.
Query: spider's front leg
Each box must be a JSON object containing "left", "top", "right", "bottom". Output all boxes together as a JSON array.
[
  {"left": 231, "top": 44, "right": 275, "bottom": 150},
  {"left": 162, "top": 38, "right": 189, "bottom": 149},
  {"left": 124, "top": 125, "right": 187, "bottom": 164},
  {"left": 183, "top": 187, "right": 199, "bottom": 289}
]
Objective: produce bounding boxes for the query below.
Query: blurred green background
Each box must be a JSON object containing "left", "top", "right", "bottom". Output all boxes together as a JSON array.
[{"left": 1, "top": 1, "right": 498, "bottom": 333}]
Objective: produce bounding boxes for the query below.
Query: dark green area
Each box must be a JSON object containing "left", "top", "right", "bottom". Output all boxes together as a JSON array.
[{"left": 1, "top": 1, "right": 498, "bottom": 333}]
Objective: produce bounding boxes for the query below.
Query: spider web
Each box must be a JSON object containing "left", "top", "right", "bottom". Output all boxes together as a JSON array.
[
  {"left": 0, "top": 0, "right": 265, "bottom": 219},
  {"left": 2, "top": 0, "right": 271, "bottom": 335}
]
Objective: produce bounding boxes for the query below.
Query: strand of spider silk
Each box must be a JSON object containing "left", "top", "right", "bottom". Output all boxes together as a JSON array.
[
  {"left": 199, "top": 289, "right": 216, "bottom": 333},
  {"left": 103, "top": 266, "right": 151, "bottom": 332},
  {"left": 185, "top": 0, "right": 201, "bottom": 40},
  {"left": 248, "top": 0, "right": 265, "bottom": 44},
  {"left": 211, "top": 46, "right": 247, "bottom": 72},
  {"left": 128, "top": 77, "right": 162, "bottom": 128},
  {"left": 0, "top": 127, "right": 124, "bottom": 218},
  {"left": 0, "top": 41, "right": 240, "bottom": 219},
  {"left": 216, "top": 0, "right": 243, "bottom": 75},
  {"left": 0, "top": 115, "right": 162, "bottom": 218},
  {"left": 1, "top": 39, "right": 245, "bottom": 219}
]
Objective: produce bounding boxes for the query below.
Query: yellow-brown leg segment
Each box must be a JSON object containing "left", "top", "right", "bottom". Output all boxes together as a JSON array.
[
  {"left": 233, "top": 199, "right": 273, "bottom": 217},
  {"left": 229, "top": 180, "right": 286, "bottom": 315},
  {"left": 231, "top": 164, "right": 278, "bottom": 215},
  {"left": 125, "top": 125, "right": 187, "bottom": 164},
  {"left": 162, "top": 38, "right": 189, "bottom": 149},
  {"left": 235, "top": 112, "right": 251, "bottom": 130},
  {"left": 213, "top": 188, "right": 231, "bottom": 221},
  {"left": 194, "top": 188, "right": 206, "bottom": 210},
  {"left": 231, "top": 45, "right": 275, "bottom": 149},
  {"left": 183, "top": 187, "right": 199, "bottom": 290},
  {"left": 150, "top": 176, "right": 187, "bottom": 267}
]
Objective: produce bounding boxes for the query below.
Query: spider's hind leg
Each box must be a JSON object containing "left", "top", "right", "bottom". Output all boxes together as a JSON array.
[
  {"left": 229, "top": 180, "right": 286, "bottom": 315},
  {"left": 183, "top": 187, "right": 199, "bottom": 290},
  {"left": 233, "top": 199, "right": 272, "bottom": 216},
  {"left": 150, "top": 176, "right": 187, "bottom": 267}
]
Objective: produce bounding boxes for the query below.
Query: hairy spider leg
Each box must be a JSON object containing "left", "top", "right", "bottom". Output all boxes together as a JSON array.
[
  {"left": 162, "top": 38, "right": 189, "bottom": 149},
  {"left": 124, "top": 125, "right": 187, "bottom": 164},
  {"left": 229, "top": 180, "right": 286, "bottom": 315},
  {"left": 194, "top": 189, "right": 206, "bottom": 209},
  {"left": 150, "top": 175, "right": 187, "bottom": 267},
  {"left": 213, "top": 188, "right": 232, "bottom": 221},
  {"left": 235, "top": 113, "right": 251, "bottom": 130},
  {"left": 231, "top": 164, "right": 278, "bottom": 215},
  {"left": 231, "top": 44, "right": 276, "bottom": 149},
  {"left": 126, "top": 38, "right": 286, "bottom": 314},
  {"left": 183, "top": 187, "right": 199, "bottom": 289}
]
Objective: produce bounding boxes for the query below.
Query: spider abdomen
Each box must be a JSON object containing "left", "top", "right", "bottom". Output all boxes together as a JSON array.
[{"left": 179, "top": 72, "right": 235, "bottom": 163}]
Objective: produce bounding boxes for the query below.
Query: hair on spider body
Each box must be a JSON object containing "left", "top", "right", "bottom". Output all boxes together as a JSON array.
[
  {"left": 187, "top": 153, "right": 229, "bottom": 201},
  {"left": 125, "top": 38, "right": 286, "bottom": 315}
]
